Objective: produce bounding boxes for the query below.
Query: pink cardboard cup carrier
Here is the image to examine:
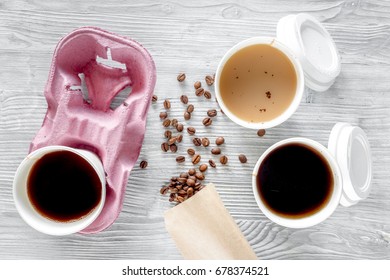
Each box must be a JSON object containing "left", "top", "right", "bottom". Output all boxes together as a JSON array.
[{"left": 21, "top": 27, "right": 156, "bottom": 234}]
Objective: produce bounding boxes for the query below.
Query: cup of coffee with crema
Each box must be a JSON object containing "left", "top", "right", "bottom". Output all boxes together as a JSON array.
[
  {"left": 215, "top": 37, "right": 305, "bottom": 129},
  {"left": 252, "top": 138, "right": 342, "bottom": 228},
  {"left": 13, "top": 146, "right": 106, "bottom": 235}
]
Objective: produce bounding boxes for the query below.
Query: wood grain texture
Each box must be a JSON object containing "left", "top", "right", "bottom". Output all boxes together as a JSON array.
[{"left": 1, "top": 0, "right": 390, "bottom": 259}]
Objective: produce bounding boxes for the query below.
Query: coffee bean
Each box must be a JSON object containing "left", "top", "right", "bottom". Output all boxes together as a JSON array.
[
  {"left": 176, "top": 156, "right": 185, "bottom": 163},
  {"left": 187, "top": 126, "right": 196, "bottom": 135},
  {"left": 177, "top": 73, "right": 186, "bottom": 82},
  {"left": 188, "top": 168, "right": 196, "bottom": 176},
  {"left": 202, "top": 137, "right": 210, "bottom": 147},
  {"left": 176, "top": 123, "right": 184, "bottom": 132},
  {"left": 184, "top": 111, "right": 191, "bottom": 120},
  {"left": 152, "top": 95, "right": 158, "bottom": 102},
  {"left": 202, "top": 117, "right": 212, "bottom": 126},
  {"left": 187, "top": 104, "right": 194, "bottom": 113},
  {"left": 204, "top": 90, "right": 212, "bottom": 99},
  {"left": 195, "top": 87, "right": 204, "bottom": 97},
  {"left": 171, "top": 118, "right": 178, "bottom": 128},
  {"left": 163, "top": 119, "right": 171, "bottom": 127},
  {"left": 163, "top": 99, "right": 171, "bottom": 109},
  {"left": 207, "top": 109, "right": 217, "bottom": 117},
  {"left": 170, "top": 143, "right": 178, "bottom": 153},
  {"left": 209, "top": 159, "right": 216, "bottom": 168},
  {"left": 180, "top": 172, "right": 189, "bottom": 179},
  {"left": 176, "top": 134, "right": 183, "bottom": 143},
  {"left": 187, "top": 187, "right": 194, "bottom": 196},
  {"left": 220, "top": 155, "right": 228, "bottom": 165},
  {"left": 160, "top": 186, "right": 169, "bottom": 195},
  {"left": 193, "top": 137, "right": 202, "bottom": 146},
  {"left": 186, "top": 178, "right": 195, "bottom": 187},
  {"left": 194, "top": 81, "right": 201, "bottom": 89},
  {"left": 187, "top": 148, "right": 195, "bottom": 156},
  {"left": 168, "top": 137, "right": 177, "bottom": 146},
  {"left": 164, "top": 130, "right": 172, "bottom": 139},
  {"left": 192, "top": 154, "right": 201, "bottom": 164},
  {"left": 180, "top": 95, "right": 188, "bottom": 104},
  {"left": 211, "top": 147, "right": 221, "bottom": 155},
  {"left": 140, "top": 160, "right": 148, "bottom": 169},
  {"left": 199, "top": 164, "right": 208, "bottom": 172},
  {"left": 188, "top": 175, "right": 196, "bottom": 181},
  {"left": 257, "top": 129, "right": 266, "bottom": 137},
  {"left": 177, "top": 196, "right": 185, "bottom": 203},
  {"left": 161, "top": 142, "right": 169, "bottom": 152},
  {"left": 205, "top": 75, "right": 214, "bottom": 86},
  {"left": 215, "top": 136, "right": 225, "bottom": 145},
  {"left": 159, "top": 112, "right": 168, "bottom": 119},
  {"left": 239, "top": 154, "right": 247, "bottom": 163},
  {"left": 195, "top": 172, "right": 205, "bottom": 180}
]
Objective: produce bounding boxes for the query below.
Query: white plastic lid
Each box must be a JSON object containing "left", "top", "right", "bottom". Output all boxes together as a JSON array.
[
  {"left": 328, "top": 122, "right": 372, "bottom": 207},
  {"left": 277, "top": 13, "right": 341, "bottom": 92}
]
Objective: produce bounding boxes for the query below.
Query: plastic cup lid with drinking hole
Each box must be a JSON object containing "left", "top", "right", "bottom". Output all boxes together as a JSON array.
[
  {"left": 277, "top": 13, "right": 341, "bottom": 92},
  {"left": 328, "top": 122, "right": 372, "bottom": 207}
]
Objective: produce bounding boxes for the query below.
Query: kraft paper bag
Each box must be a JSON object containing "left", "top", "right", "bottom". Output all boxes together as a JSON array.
[{"left": 164, "top": 183, "right": 257, "bottom": 260}]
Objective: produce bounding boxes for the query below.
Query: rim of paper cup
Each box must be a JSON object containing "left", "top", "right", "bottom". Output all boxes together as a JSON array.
[
  {"left": 251, "top": 138, "right": 342, "bottom": 228},
  {"left": 13, "top": 146, "right": 106, "bottom": 235},
  {"left": 215, "top": 37, "right": 304, "bottom": 129}
]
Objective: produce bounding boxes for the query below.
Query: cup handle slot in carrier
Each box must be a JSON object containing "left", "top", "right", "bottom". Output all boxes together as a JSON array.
[{"left": 29, "top": 27, "right": 157, "bottom": 234}]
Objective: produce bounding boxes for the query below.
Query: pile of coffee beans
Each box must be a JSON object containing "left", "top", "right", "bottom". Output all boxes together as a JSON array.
[{"left": 160, "top": 168, "right": 207, "bottom": 203}]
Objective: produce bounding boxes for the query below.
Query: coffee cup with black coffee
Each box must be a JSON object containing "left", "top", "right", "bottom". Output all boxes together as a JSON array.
[{"left": 13, "top": 146, "right": 106, "bottom": 235}]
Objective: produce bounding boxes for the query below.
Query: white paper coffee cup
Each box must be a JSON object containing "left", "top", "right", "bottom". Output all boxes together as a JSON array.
[{"left": 13, "top": 146, "right": 106, "bottom": 235}]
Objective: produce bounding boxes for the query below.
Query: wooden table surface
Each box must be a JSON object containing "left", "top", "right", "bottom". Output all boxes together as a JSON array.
[{"left": 1, "top": 0, "right": 390, "bottom": 260}]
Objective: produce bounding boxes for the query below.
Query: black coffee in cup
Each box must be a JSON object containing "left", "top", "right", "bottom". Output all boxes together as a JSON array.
[
  {"left": 257, "top": 143, "right": 334, "bottom": 219},
  {"left": 27, "top": 150, "right": 102, "bottom": 222}
]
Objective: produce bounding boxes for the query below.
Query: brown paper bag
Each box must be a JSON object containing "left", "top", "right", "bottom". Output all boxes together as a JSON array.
[{"left": 164, "top": 183, "right": 257, "bottom": 260}]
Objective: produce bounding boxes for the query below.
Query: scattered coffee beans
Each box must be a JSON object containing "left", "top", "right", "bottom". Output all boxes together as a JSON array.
[
  {"left": 238, "top": 154, "right": 247, "bottom": 163},
  {"left": 187, "top": 127, "right": 196, "bottom": 135},
  {"left": 205, "top": 75, "right": 214, "bottom": 86},
  {"left": 194, "top": 81, "right": 201, "bottom": 89},
  {"left": 195, "top": 87, "right": 205, "bottom": 97},
  {"left": 163, "top": 99, "right": 171, "bottom": 109},
  {"left": 202, "top": 137, "right": 210, "bottom": 147},
  {"left": 220, "top": 155, "right": 228, "bottom": 165},
  {"left": 211, "top": 147, "right": 221, "bottom": 155},
  {"left": 202, "top": 117, "right": 212, "bottom": 126},
  {"left": 192, "top": 154, "right": 201, "bottom": 164},
  {"left": 162, "top": 119, "right": 171, "bottom": 127},
  {"left": 176, "top": 156, "right": 185, "bottom": 163},
  {"left": 161, "top": 142, "right": 169, "bottom": 152},
  {"left": 180, "top": 95, "right": 188, "bottom": 104},
  {"left": 199, "top": 164, "right": 208, "bottom": 172},
  {"left": 215, "top": 136, "right": 225, "bottom": 145},
  {"left": 176, "top": 134, "right": 183, "bottom": 143},
  {"left": 171, "top": 118, "right": 178, "bottom": 128},
  {"left": 152, "top": 95, "right": 158, "bottom": 102},
  {"left": 140, "top": 160, "right": 148, "bottom": 169},
  {"left": 209, "top": 159, "right": 216, "bottom": 168},
  {"left": 176, "top": 123, "right": 184, "bottom": 132},
  {"left": 184, "top": 111, "right": 191, "bottom": 120},
  {"left": 168, "top": 137, "right": 177, "bottom": 146},
  {"left": 164, "top": 130, "right": 172, "bottom": 139},
  {"left": 257, "top": 129, "right": 266, "bottom": 137},
  {"left": 170, "top": 144, "right": 178, "bottom": 153},
  {"left": 204, "top": 90, "right": 212, "bottom": 99},
  {"left": 187, "top": 148, "right": 195, "bottom": 156},
  {"left": 177, "top": 73, "right": 186, "bottom": 82},
  {"left": 193, "top": 137, "right": 202, "bottom": 146},
  {"left": 159, "top": 112, "right": 168, "bottom": 119},
  {"left": 207, "top": 109, "right": 217, "bottom": 117},
  {"left": 195, "top": 172, "right": 205, "bottom": 180},
  {"left": 187, "top": 104, "right": 194, "bottom": 113}
]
